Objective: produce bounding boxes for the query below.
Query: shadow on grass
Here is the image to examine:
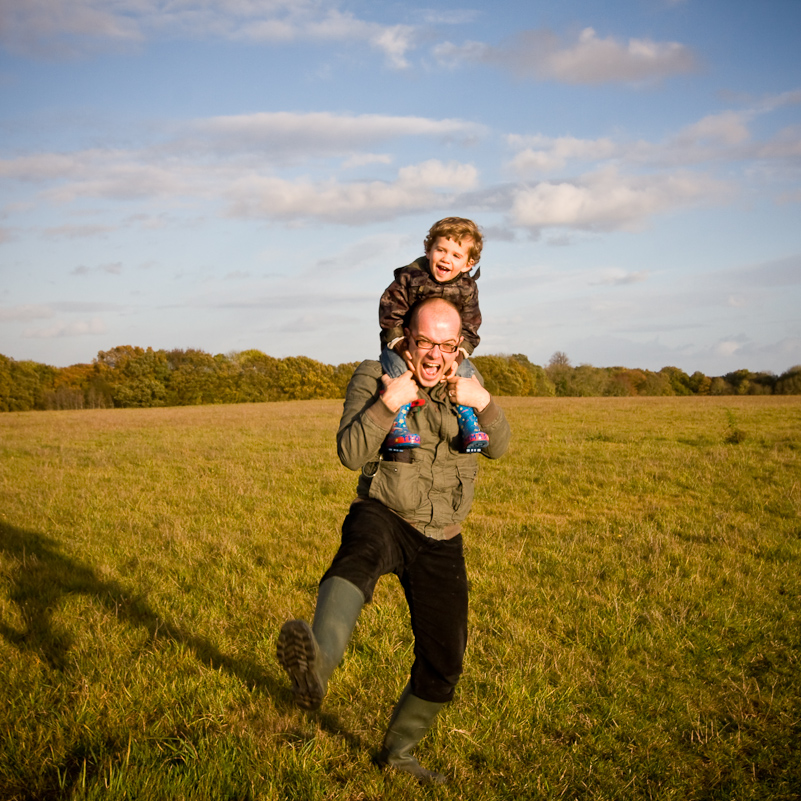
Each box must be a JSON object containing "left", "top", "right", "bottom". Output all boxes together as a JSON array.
[
  {"left": 0, "top": 520, "right": 371, "bottom": 796},
  {"left": 0, "top": 520, "right": 285, "bottom": 693}
]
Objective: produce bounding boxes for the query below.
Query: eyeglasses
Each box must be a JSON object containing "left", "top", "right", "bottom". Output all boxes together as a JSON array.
[{"left": 413, "top": 338, "right": 458, "bottom": 354}]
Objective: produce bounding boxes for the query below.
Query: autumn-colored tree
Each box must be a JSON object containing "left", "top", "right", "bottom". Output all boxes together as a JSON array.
[{"left": 1, "top": 348, "right": 796, "bottom": 413}]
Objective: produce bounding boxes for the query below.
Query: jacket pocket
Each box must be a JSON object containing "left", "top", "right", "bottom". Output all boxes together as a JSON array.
[
  {"left": 367, "top": 459, "right": 423, "bottom": 517},
  {"left": 452, "top": 461, "right": 479, "bottom": 521}
]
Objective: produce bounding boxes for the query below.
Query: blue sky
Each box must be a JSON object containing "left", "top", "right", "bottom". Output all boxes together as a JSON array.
[{"left": 1, "top": 0, "right": 800, "bottom": 376}]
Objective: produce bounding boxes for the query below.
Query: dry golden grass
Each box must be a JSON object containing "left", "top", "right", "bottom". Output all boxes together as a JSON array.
[{"left": 1, "top": 396, "right": 800, "bottom": 799}]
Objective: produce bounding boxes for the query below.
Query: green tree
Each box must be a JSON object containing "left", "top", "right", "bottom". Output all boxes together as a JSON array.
[
  {"left": 709, "top": 377, "right": 734, "bottom": 395},
  {"left": 545, "top": 351, "right": 573, "bottom": 397},
  {"left": 660, "top": 366, "right": 692, "bottom": 395},
  {"left": 333, "top": 362, "right": 359, "bottom": 397},
  {"left": 0, "top": 355, "right": 57, "bottom": 411},
  {"left": 164, "top": 349, "right": 221, "bottom": 406},
  {"left": 233, "top": 349, "right": 281, "bottom": 402},
  {"left": 95, "top": 346, "right": 169, "bottom": 408},
  {"left": 689, "top": 371, "right": 712, "bottom": 395},
  {"left": 776, "top": 365, "right": 801, "bottom": 395},
  {"left": 274, "top": 356, "right": 339, "bottom": 400}
]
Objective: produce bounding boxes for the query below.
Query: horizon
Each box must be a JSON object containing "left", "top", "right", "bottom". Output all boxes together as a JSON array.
[
  {"left": 4, "top": 342, "right": 796, "bottom": 381},
  {"left": 1, "top": 0, "right": 800, "bottom": 376}
]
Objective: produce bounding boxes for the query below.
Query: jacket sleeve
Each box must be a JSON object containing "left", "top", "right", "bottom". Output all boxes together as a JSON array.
[
  {"left": 379, "top": 268, "right": 413, "bottom": 348},
  {"left": 470, "top": 364, "right": 510, "bottom": 459},
  {"left": 336, "top": 361, "right": 397, "bottom": 471},
  {"left": 476, "top": 399, "right": 511, "bottom": 460},
  {"left": 459, "top": 281, "right": 481, "bottom": 355}
]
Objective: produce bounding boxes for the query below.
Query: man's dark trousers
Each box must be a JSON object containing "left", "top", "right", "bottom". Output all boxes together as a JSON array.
[{"left": 321, "top": 498, "right": 468, "bottom": 704}]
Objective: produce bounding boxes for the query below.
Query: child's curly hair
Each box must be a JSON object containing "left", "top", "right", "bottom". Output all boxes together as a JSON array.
[{"left": 424, "top": 217, "right": 483, "bottom": 266}]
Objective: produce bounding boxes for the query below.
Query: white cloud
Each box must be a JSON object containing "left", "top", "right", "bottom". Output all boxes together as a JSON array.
[
  {"left": 757, "top": 125, "right": 801, "bottom": 160},
  {"left": 44, "top": 223, "right": 116, "bottom": 239},
  {"left": 590, "top": 269, "right": 649, "bottom": 286},
  {"left": 714, "top": 339, "right": 742, "bottom": 358},
  {"left": 71, "top": 261, "right": 123, "bottom": 275},
  {"left": 0, "top": 304, "right": 55, "bottom": 322},
  {"left": 0, "top": 109, "right": 486, "bottom": 223},
  {"left": 504, "top": 99, "right": 801, "bottom": 178},
  {"left": 0, "top": 112, "right": 484, "bottom": 208},
  {"left": 0, "top": 0, "right": 419, "bottom": 67},
  {"left": 23, "top": 316, "right": 107, "bottom": 338},
  {"left": 437, "top": 26, "right": 698, "bottom": 84},
  {"left": 342, "top": 153, "right": 393, "bottom": 170},
  {"left": 511, "top": 166, "right": 727, "bottom": 231},
  {"left": 507, "top": 134, "right": 619, "bottom": 175},
  {"left": 432, "top": 39, "right": 488, "bottom": 70},
  {"left": 225, "top": 159, "right": 479, "bottom": 224},
  {"left": 676, "top": 111, "right": 752, "bottom": 147},
  {"left": 185, "top": 111, "right": 483, "bottom": 159}
]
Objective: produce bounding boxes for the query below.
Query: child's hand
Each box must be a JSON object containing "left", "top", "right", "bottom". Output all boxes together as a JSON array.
[
  {"left": 380, "top": 372, "right": 419, "bottom": 413},
  {"left": 447, "top": 374, "right": 491, "bottom": 413}
]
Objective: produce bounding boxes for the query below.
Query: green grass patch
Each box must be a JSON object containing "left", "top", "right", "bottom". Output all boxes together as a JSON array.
[{"left": 1, "top": 397, "right": 800, "bottom": 799}]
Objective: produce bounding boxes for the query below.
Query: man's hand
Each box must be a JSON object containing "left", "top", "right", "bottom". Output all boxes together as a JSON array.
[
  {"left": 447, "top": 374, "right": 491, "bottom": 413},
  {"left": 380, "top": 371, "right": 420, "bottom": 413}
]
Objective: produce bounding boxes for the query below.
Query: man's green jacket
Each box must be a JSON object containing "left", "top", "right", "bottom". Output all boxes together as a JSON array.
[{"left": 337, "top": 360, "right": 511, "bottom": 540}]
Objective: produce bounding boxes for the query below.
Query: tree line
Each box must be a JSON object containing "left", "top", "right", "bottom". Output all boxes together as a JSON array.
[{"left": 1, "top": 346, "right": 800, "bottom": 412}]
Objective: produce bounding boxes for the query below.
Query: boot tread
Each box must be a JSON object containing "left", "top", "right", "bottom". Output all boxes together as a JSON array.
[{"left": 276, "top": 620, "right": 324, "bottom": 710}]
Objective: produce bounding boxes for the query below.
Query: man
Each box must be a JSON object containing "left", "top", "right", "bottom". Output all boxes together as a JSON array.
[{"left": 277, "top": 297, "right": 511, "bottom": 784}]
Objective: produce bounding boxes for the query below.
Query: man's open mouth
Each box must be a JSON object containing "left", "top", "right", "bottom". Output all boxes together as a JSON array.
[{"left": 421, "top": 359, "right": 442, "bottom": 381}]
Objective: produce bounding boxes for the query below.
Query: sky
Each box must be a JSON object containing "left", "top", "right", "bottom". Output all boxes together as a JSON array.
[{"left": 1, "top": 0, "right": 800, "bottom": 377}]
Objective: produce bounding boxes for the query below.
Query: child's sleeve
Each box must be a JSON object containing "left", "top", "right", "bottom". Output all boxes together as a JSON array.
[
  {"left": 459, "top": 282, "right": 482, "bottom": 355},
  {"left": 378, "top": 270, "right": 412, "bottom": 349}
]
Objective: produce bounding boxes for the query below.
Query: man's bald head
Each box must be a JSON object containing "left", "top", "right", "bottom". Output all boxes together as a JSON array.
[
  {"left": 407, "top": 297, "right": 461, "bottom": 337},
  {"left": 404, "top": 298, "right": 463, "bottom": 387}
]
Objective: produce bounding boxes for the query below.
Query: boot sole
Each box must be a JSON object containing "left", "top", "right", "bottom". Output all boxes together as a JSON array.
[
  {"left": 375, "top": 749, "right": 447, "bottom": 785},
  {"left": 276, "top": 620, "right": 325, "bottom": 710}
]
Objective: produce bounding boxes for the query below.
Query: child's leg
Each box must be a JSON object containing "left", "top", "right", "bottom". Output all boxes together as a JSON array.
[
  {"left": 453, "top": 358, "right": 488, "bottom": 452},
  {"left": 380, "top": 347, "right": 408, "bottom": 379},
  {"left": 455, "top": 358, "right": 476, "bottom": 379},
  {"left": 380, "top": 347, "right": 420, "bottom": 451}
]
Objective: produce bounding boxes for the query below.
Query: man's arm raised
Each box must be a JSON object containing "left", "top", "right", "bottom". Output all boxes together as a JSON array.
[{"left": 336, "top": 363, "right": 420, "bottom": 471}]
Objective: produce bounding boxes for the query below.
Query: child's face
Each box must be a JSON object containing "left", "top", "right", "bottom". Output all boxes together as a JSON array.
[{"left": 426, "top": 236, "right": 474, "bottom": 283}]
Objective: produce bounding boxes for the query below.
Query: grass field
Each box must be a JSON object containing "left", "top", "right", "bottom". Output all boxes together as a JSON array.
[{"left": 1, "top": 396, "right": 800, "bottom": 800}]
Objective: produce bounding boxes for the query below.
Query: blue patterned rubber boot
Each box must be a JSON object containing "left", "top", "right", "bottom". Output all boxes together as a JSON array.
[
  {"left": 385, "top": 403, "right": 421, "bottom": 452},
  {"left": 456, "top": 405, "right": 489, "bottom": 452}
]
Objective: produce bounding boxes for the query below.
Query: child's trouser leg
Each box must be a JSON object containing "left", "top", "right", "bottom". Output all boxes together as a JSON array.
[
  {"left": 380, "top": 347, "right": 420, "bottom": 451},
  {"left": 454, "top": 358, "right": 488, "bottom": 452}
]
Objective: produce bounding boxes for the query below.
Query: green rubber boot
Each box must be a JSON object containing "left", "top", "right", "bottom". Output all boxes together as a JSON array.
[
  {"left": 276, "top": 576, "right": 364, "bottom": 710},
  {"left": 376, "top": 684, "right": 447, "bottom": 784}
]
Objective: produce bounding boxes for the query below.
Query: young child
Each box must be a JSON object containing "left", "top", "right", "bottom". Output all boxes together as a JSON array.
[{"left": 378, "top": 216, "right": 489, "bottom": 453}]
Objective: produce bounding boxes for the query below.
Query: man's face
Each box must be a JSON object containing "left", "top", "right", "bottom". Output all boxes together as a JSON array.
[
  {"left": 426, "top": 236, "right": 474, "bottom": 283},
  {"left": 404, "top": 303, "right": 462, "bottom": 387}
]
